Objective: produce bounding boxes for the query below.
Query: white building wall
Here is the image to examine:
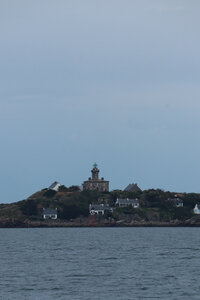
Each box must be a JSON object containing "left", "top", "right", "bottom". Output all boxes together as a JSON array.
[
  {"left": 193, "top": 205, "right": 200, "bottom": 214},
  {"left": 51, "top": 184, "right": 61, "bottom": 191},
  {"left": 90, "top": 210, "right": 104, "bottom": 215},
  {"left": 44, "top": 214, "right": 57, "bottom": 219}
]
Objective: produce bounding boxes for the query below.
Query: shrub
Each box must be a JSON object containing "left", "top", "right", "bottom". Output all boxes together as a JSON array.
[
  {"left": 44, "top": 190, "right": 57, "bottom": 198},
  {"left": 61, "top": 204, "right": 89, "bottom": 220},
  {"left": 20, "top": 200, "right": 38, "bottom": 216},
  {"left": 173, "top": 207, "right": 193, "bottom": 221}
]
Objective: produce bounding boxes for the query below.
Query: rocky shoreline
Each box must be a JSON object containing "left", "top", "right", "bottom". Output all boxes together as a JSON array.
[{"left": 1, "top": 216, "right": 200, "bottom": 228}]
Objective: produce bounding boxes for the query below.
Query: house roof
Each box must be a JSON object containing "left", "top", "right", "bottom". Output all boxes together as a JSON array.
[
  {"left": 89, "top": 204, "right": 112, "bottom": 211},
  {"left": 48, "top": 181, "right": 60, "bottom": 190},
  {"left": 116, "top": 198, "right": 139, "bottom": 204},
  {"left": 168, "top": 198, "right": 183, "bottom": 204},
  {"left": 124, "top": 183, "right": 142, "bottom": 192},
  {"left": 43, "top": 208, "right": 57, "bottom": 215}
]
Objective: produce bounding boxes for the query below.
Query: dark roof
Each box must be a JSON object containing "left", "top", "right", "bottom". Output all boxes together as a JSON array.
[
  {"left": 48, "top": 181, "right": 60, "bottom": 189},
  {"left": 124, "top": 183, "right": 142, "bottom": 192},
  {"left": 89, "top": 204, "right": 112, "bottom": 211},
  {"left": 116, "top": 198, "right": 139, "bottom": 205},
  {"left": 43, "top": 208, "right": 57, "bottom": 215},
  {"left": 168, "top": 198, "right": 183, "bottom": 204}
]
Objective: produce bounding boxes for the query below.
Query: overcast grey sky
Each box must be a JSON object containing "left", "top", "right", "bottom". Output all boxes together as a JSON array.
[{"left": 0, "top": 0, "right": 200, "bottom": 203}]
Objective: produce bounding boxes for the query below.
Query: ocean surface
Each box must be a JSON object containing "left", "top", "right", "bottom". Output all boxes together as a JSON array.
[{"left": 0, "top": 227, "right": 200, "bottom": 300}]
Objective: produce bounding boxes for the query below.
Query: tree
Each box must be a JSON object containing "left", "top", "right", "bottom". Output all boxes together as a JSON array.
[{"left": 20, "top": 200, "right": 38, "bottom": 216}]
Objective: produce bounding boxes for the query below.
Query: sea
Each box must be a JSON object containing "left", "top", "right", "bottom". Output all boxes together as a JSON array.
[{"left": 0, "top": 227, "right": 199, "bottom": 300}]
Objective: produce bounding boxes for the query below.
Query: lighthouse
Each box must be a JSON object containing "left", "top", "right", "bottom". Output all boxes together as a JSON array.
[{"left": 82, "top": 163, "right": 109, "bottom": 192}]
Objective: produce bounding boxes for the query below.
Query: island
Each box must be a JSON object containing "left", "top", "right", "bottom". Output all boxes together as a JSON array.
[{"left": 1, "top": 185, "right": 200, "bottom": 228}]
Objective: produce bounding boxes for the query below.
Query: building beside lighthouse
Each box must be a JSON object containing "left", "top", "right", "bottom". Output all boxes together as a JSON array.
[{"left": 82, "top": 163, "right": 109, "bottom": 192}]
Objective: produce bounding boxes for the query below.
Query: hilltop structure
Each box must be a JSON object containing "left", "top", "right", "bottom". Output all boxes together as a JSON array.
[
  {"left": 48, "top": 181, "right": 61, "bottom": 191},
  {"left": 124, "top": 183, "right": 142, "bottom": 192},
  {"left": 82, "top": 163, "right": 109, "bottom": 192}
]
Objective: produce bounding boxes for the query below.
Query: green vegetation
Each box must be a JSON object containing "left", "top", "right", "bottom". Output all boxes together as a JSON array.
[
  {"left": 20, "top": 200, "right": 38, "bottom": 217},
  {"left": 0, "top": 188, "right": 200, "bottom": 226}
]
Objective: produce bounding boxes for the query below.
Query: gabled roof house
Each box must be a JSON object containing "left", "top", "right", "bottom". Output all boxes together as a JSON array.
[
  {"left": 89, "top": 204, "right": 113, "bottom": 215},
  {"left": 124, "top": 183, "right": 142, "bottom": 192},
  {"left": 43, "top": 208, "right": 58, "bottom": 219},
  {"left": 115, "top": 198, "right": 139, "bottom": 208},
  {"left": 193, "top": 204, "right": 200, "bottom": 215},
  {"left": 48, "top": 181, "right": 61, "bottom": 192}
]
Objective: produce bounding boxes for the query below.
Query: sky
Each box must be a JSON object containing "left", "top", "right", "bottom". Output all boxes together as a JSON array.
[{"left": 0, "top": 0, "right": 200, "bottom": 203}]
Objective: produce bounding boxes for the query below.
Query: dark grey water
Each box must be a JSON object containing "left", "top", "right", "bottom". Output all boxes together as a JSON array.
[{"left": 0, "top": 228, "right": 200, "bottom": 300}]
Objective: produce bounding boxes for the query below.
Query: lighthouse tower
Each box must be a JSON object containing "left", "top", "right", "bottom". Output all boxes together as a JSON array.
[
  {"left": 91, "top": 163, "right": 99, "bottom": 180},
  {"left": 82, "top": 163, "right": 109, "bottom": 192}
]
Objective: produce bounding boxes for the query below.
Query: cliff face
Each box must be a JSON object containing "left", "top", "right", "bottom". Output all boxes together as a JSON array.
[{"left": 0, "top": 188, "right": 200, "bottom": 227}]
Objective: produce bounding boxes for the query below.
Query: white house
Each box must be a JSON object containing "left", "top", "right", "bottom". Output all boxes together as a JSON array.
[
  {"left": 193, "top": 204, "right": 200, "bottom": 214},
  {"left": 89, "top": 204, "right": 113, "bottom": 215},
  {"left": 48, "top": 181, "right": 61, "bottom": 192},
  {"left": 43, "top": 208, "right": 58, "bottom": 219},
  {"left": 115, "top": 198, "right": 140, "bottom": 208}
]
